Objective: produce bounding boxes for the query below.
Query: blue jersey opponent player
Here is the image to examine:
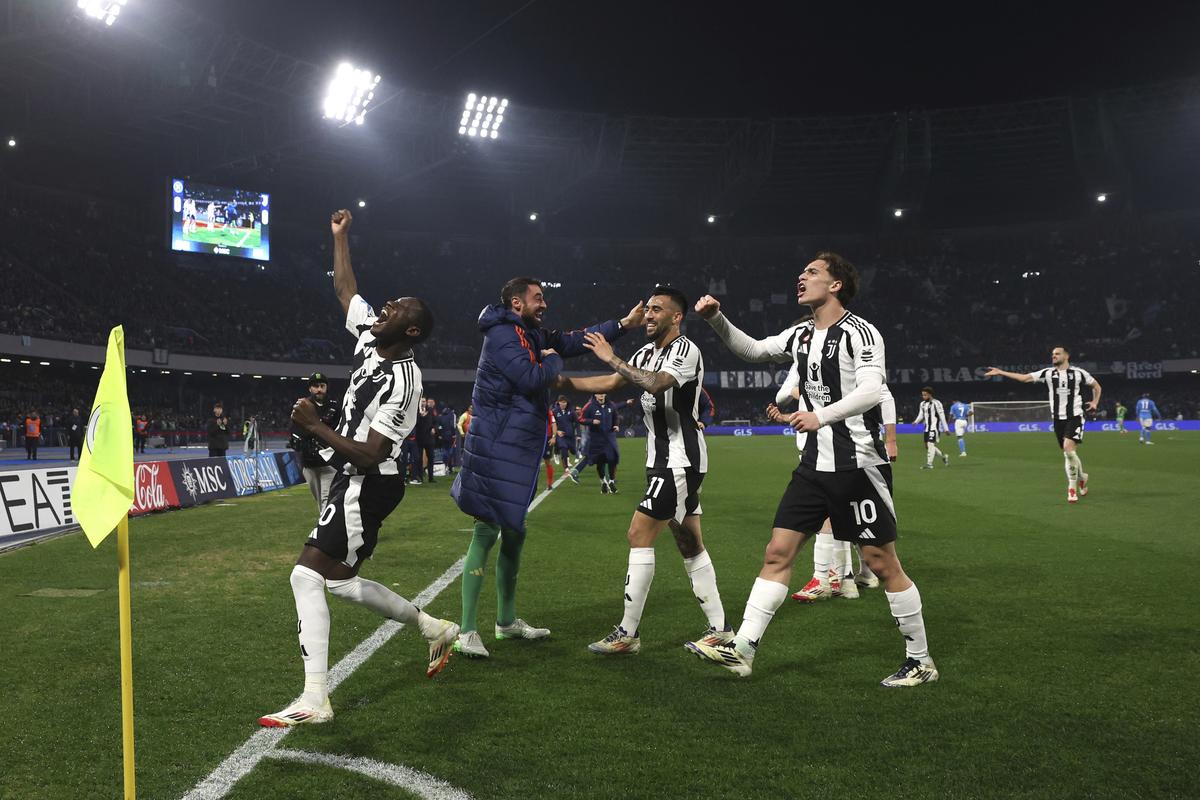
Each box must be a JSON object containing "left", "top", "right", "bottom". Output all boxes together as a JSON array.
[
  {"left": 260, "top": 209, "right": 460, "bottom": 728},
  {"left": 687, "top": 252, "right": 937, "bottom": 687},
  {"left": 949, "top": 399, "right": 972, "bottom": 456},
  {"left": 1136, "top": 393, "right": 1162, "bottom": 444}
]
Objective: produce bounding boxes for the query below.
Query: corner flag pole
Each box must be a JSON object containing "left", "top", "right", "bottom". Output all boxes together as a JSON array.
[
  {"left": 117, "top": 515, "right": 136, "bottom": 800},
  {"left": 71, "top": 325, "right": 137, "bottom": 799}
]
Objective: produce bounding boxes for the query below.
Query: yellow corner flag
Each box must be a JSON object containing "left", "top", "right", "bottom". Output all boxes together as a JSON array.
[
  {"left": 74, "top": 325, "right": 135, "bottom": 548},
  {"left": 71, "top": 325, "right": 139, "bottom": 799}
]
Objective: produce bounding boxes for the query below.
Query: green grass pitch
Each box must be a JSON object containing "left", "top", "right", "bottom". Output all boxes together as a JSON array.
[
  {"left": 184, "top": 224, "right": 261, "bottom": 249},
  {"left": 1, "top": 431, "right": 1197, "bottom": 799}
]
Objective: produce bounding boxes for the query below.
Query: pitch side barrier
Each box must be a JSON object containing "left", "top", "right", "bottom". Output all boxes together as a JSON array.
[
  {"left": 705, "top": 421, "right": 1200, "bottom": 436},
  {"left": 0, "top": 451, "right": 304, "bottom": 552}
]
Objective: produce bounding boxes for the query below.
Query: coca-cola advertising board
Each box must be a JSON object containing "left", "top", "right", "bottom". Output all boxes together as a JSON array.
[{"left": 129, "top": 461, "right": 182, "bottom": 516}]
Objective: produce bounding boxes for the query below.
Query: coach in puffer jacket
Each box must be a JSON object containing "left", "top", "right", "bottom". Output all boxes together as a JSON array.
[{"left": 449, "top": 277, "right": 644, "bottom": 649}]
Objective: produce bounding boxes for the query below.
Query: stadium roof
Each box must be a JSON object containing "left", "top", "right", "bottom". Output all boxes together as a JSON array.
[{"left": 4, "top": 2, "right": 1200, "bottom": 233}]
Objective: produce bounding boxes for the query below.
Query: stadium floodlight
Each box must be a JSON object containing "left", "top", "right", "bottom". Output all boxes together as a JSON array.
[
  {"left": 459, "top": 93, "right": 508, "bottom": 139},
  {"left": 893, "top": 208, "right": 904, "bottom": 218},
  {"left": 77, "top": 0, "right": 127, "bottom": 26},
  {"left": 1096, "top": 193, "right": 1108, "bottom": 203},
  {"left": 6, "top": 138, "right": 14, "bottom": 148},
  {"left": 323, "top": 63, "right": 381, "bottom": 126},
  {"left": 706, "top": 214, "right": 717, "bottom": 224},
  {"left": 358, "top": 199, "right": 367, "bottom": 208},
  {"left": 528, "top": 211, "right": 539, "bottom": 222}
]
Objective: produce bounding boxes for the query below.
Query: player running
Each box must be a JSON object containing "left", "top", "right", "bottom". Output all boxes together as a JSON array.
[
  {"left": 1136, "top": 393, "right": 1162, "bottom": 444},
  {"left": 985, "top": 346, "right": 1101, "bottom": 504},
  {"left": 949, "top": 399, "right": 972, "bottom": 456},
  {"left": 687, "top": 252, "right": 938, "bottom": 687},
  {"left": 914, "top": 386, "right": 949, "bottom": 469},
  {"left": 259, "top": 209, "right": 458, "bottom": 728},
  {"left": 556, "top": 287, "right": 730, "bottom": 656}
]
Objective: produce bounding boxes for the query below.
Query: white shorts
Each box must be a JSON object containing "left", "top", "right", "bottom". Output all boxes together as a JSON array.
[
  {"left": 954, "top": 419, "right": 968, "bottom": 437},
  {"left": 1140, "top": 418, "right": 1153, "bottom": 430}
]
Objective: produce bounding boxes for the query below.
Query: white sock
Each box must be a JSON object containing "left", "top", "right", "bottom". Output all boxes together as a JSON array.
[
  {"left": 885, "top": 583, "right": 931, "bottom": 662},
  {"left": 618, "top": 547, "right": 655, "bottom": 636},
  {"left": 812, "top": 532, "right": 834, "bottom": 580},
  {"left": 290, "top": 565, "right": 330, "bottom": 703},
  {"left": 737, "top": 577, "right": 789, "bottom": 648},
  {"left": 684, "top": 549, "right": 726, "bottom": 630},
  {"left": 1069, "top": 451, "right": 1084, "bottom": 480},
  {"left": 1063, "top": 451, "right": 1078, "bottom": 489},
  {"left": 326, "top": 575, "right": 419, "bottom": 625},
  {"left": 833, "top": 540, "right": 853, "bottom": 578},
  {"left": 925, "top": 442, "right": 935, "bottom": 466}
]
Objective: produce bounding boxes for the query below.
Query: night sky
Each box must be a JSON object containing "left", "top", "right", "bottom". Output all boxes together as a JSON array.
[{"left": 218, "top": 0, "right": 1200, "bottom": 115}]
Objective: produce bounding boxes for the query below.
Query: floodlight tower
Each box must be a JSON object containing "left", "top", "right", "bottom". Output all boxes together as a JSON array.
[
  {"left": 458, "top": 93, "right": 508, "bottom": 139},
  {"left": 77, "top": 0, "right": 127, "bottom": 26},
  {"left": 323, "top": 63, "right": 381, "bottom": 126}
]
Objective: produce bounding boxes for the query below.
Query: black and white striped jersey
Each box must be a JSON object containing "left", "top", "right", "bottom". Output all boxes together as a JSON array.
[
  {"left": 320, "top": 294, "right": 423, "bottom": 476},
  {"left": 710, "top": 311, "right": 888, "bottom": 472},
  {"left": 1027, "top": 367, "right": 1095, "bottom": 420},
  {"left": 915, "top": 400, "right": 948, "bottom": 434},
  {"left": 629, "top": 335, "right": 707, "bottom": 472}
]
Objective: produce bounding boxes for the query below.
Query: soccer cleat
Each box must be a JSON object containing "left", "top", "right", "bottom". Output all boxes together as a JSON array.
[
  {"left": 942, "top": 454, "right": 949, "bottom": 466},
  {"left": 452, "top": 630, "right": 491, "bottom": 659},
  {"left": 854, "top": 569, "right": 880, "bottom": 589},
  {"left": 258, "top": 696, "right": 334, "bottom": 727},
  {"left": 1067, "top": 487, "right": 1079, "bottom": 504},
  {"left": 495, "top": 618, "right": 551, "bottom": 640},
  {"left": 1078, "top": 473, "right": 1089, "bottom": 497},
  {"left": 690, "top": 626, "right": 735, "bottom": 648},
  {"left": 921, "top": 464, "right": 933, "bottom": 470},
  {"left": 609, "top": 480, "right": 618, "bottom": 494},
  {"left": 423, "top": 618, "right": 459, "bottom": 678},
  {"left": 684, "top": 638, "right": 754, "bottom": 677},
  {"left": 880, "top": 657, "right": 939, "bottom": 688},
  {"left": 588, "top": 626, "right": 640, "bottom": 655},
  {"left": 832, "top": 573, "right": 859, "bottom": 599},
  {"left": 567, "top": 468, "right": 580, "bottom": 484},
  {"left": 600, "top": 479, "right": 610, "bottom": 494},
  {"left": 1145, "top": 441, "right": 1155, "bottom": 446},
  {"left": 959, "top": 452, "right": 967, "bottom": 457},
  {"left": 791, "top": 576, "right": 832, "bottom": 603}
]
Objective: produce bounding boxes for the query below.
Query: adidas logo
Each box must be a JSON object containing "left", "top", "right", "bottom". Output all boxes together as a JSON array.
[
  {"left": 469, "top": 567, "right": 485, "bottom": 577},
  {"left": 639, "top": 499, "right": 653, "bottom": 510},
  {"left": 859, "top": 527, "right": 876, "bottom": 540}
]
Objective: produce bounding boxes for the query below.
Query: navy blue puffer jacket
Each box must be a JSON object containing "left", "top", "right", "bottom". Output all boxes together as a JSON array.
[{"left": 451, "top": 305, "right": 625, "bottom": 532}]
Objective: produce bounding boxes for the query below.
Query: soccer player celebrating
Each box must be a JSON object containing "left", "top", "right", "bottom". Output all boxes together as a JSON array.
[
  {"left": 1135, "top": 393, "right": 1162, "bottom": 444},
  {"left": 985, "top": 346, "right": 1101, "bottom": 503},
  {"left": 451, "top": 278, "right": 644, "bottom": 659},
  {"left": 914, "top": 386, "right": 950, "bottom": 469},
  {"left": 259, "top": 209, "right": 458, "bottom": 728},
  {"left": 687, "top": 252, "right": 937, "bottom": 687},
  {"left": 949, "top": 398, "right": 972, "bottom": 456},
  {"left": 555, "top": 287, "right": 730, "bottom": 655}
]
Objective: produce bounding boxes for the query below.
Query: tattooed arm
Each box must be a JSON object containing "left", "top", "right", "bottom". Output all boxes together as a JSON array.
[{"left": 581, "top": 331, "right": 678, "bottom": 394}]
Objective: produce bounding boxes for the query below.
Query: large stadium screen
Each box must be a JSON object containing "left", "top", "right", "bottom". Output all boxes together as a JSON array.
[{"left": 169, "top": 179, "right": 270, "bottom": 261}]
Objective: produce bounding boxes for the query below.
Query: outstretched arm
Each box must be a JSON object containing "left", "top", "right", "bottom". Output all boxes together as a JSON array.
[
  {"left": 545, "top": 301, "right": 646, "bottom": 357},
  {"left": 695, "top": 295, "right": 795, "bottom": 363},
  {"left": 984, "top": 367, "right": 1035, "bottom": 383},
  {"left": 330, "top": 209, "right": 358, "bottom": 317},
  {"left": 583, "top": 332, "right": 677, "bottom": 394},
  {"left": 558, "top": 372, "right": 628, "bottom": 394}
]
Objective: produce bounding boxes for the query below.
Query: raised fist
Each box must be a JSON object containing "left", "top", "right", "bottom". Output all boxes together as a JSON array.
[
  {"left": 694, "top": 295, "right": 721, "bottom": 320},
  {"left": 331, "top": 209, "right": 353, "bottom": 238}
]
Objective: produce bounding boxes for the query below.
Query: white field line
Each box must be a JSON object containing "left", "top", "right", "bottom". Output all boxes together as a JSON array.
[
  {"left": 182, "top": 474, "right": 567, "bottom": 799},
  {"left": 265, "top": 749, "right": 472, "bottom": 800}
]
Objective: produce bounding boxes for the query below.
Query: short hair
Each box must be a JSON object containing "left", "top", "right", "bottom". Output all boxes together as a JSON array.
[
  {"left": 501, "top": 277, "right": 541, "bottom": 310},
  {"left": 557, "top": 395, "right": 568, "bottom": 403},
  {"left": 408, "top": 298, "right": 435, "bottom": 345},
  {"left": 814, "top": 251, "right": 859, "bottom": 305},
  {"left": 650, "top": 285, "right": 689, "bottom": 318},
  {"left": 1054, "top": 345, "right": 1071, "bottom": 355},
  {"left": 921, "top": 386, "right": 934, "bottom": 395}
]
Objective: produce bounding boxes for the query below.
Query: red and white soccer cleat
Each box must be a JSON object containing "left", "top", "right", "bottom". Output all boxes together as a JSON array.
[
  {"left": 1067, "top": 487, "right": 1079, "bottom": 504},
  {"left": 1078, "top": 473, "right": 1089, "bottom": 497},
  {"left": 791, "top": 576, "right": 832, "bottom": 603}
]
